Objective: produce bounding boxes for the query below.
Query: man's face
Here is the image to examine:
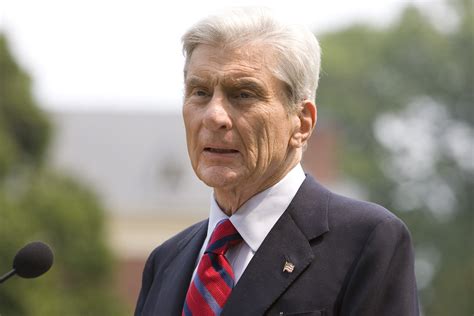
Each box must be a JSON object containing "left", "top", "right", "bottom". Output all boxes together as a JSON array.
[{"left": 183, "top": 44, "right": 300, "bottom": 197}]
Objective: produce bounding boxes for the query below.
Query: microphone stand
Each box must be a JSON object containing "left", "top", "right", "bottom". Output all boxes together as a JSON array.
[{"left": 0, "top": 269, "right": 16, "bottom": 284}]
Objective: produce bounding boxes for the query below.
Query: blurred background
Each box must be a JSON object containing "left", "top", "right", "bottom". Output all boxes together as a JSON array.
[{"left": 0, "top": 0, "right": 472, "bottom": 315}]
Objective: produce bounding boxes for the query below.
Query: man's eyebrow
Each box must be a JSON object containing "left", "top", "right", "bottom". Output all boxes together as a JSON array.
[
  {"left": 185, "top": 76, "right": 269, "bottom": 95},
  {"left": 185, "top": 76, "right": 210, "bottom": 87},
  {"left": 227, "top": 78, "right": 267, "bottom": 91}
]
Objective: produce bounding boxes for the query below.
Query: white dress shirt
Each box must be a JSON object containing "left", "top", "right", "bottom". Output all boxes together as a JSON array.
[{"left": 192, "top": 163, "right": 306, "bottom": 283}]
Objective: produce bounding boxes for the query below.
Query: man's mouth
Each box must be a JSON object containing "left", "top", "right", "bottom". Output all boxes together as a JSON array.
[{"left": 204, "top": 147, "right": 239, "bottom": 154}]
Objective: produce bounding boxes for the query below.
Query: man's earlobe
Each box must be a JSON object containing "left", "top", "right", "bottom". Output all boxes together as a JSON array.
[{"left": 290, "top": 101, "right": 317, "bottom": 148}]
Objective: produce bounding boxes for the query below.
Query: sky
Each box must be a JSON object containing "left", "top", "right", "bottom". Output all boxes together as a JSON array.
[{"left": 1, "top": 0, "right": 436, "bottom": 112}]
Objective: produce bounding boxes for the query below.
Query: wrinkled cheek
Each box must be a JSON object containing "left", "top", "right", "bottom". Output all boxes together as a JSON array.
[
  {"left": 185, "top": 133, "right": 199, "bottom": 170},
  {"left": 245, "top": 146, "right": 263, "bottom": 181},
  {"left": 191, "top": 151, "right": 199, "bottom": 171},
  {"left": 256, "top": 130, "right": 272, "bottom": 169},
  {"left": 243, "top": 143, "right": 258, "bottom": 171}
]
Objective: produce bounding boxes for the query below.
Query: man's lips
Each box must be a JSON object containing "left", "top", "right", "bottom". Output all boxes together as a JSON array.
[{"left": 204, "top": 147, "right": 239, "bottom": 154}]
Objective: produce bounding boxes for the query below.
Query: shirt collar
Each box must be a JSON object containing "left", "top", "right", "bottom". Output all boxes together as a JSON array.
[{"left": 208, "top": 163, "right": 306, "bottom": 252}]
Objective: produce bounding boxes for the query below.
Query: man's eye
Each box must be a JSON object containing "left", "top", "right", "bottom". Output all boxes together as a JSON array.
[
  {"left": 234, "top": 92, "right": 253, "bottom": 99},
  {"left": 194, "top": 90, "right": 208, "bottom": 97}
]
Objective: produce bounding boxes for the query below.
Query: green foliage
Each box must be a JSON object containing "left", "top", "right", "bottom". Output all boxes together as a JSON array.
[
  {"left": 317, "top": 1, "right": 473, "bottom": 314},
  {"left": 0, "top": 35, "right": 51, "bottom": 177},
  {"left": 0, "top": 35, "right": 129, "bottom": 315}
]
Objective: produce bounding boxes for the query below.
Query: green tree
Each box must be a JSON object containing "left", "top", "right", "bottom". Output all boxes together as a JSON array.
[
  {"left": 0, "top": 34, "right": 129, "bottom": 315},
  {"left": 317, "top": 0, "right": 473, "bottom": 314}
]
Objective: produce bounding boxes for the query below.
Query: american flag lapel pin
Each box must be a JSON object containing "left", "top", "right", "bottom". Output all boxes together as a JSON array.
[{"left": 283, "top": 260, "right": 295, "bottom": 273}]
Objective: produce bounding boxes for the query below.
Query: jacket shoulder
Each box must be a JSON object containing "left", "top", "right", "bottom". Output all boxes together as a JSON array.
[
  {"left": 300, "top": 175, "right": 407, "bottom": 234},
  {"left": 325, "top": 190, "right": 412, "bottom": 251},
  {"left": 328, "top": 191, "right": 404, "bottom": 228}
]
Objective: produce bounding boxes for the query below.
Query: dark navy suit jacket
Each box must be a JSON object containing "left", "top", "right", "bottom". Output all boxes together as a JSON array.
[{"left": 135, "top": 176, "right": 419, "bottom": 315}]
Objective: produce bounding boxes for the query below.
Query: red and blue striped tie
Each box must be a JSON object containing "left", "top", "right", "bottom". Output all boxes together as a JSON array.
[{"left": 183, "top": 219, "right": 243, "bottom": 316}]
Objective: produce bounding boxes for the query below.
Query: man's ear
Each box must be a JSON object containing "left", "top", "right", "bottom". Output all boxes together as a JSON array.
[{"left": 290, "top": 100, "right": 317, "bottom": 148}]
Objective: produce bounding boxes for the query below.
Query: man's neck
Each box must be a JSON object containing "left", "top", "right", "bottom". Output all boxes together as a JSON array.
[{"left": 214, "top": 160, "right": 301, "bottom": 215}]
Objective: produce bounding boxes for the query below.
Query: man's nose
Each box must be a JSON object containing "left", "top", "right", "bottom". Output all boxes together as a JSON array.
[{"left": 202, "top": 93, "right": 232, "bottom": 131}]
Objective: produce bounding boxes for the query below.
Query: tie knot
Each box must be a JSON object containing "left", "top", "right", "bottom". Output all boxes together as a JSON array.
[{"left": 205, "top": 219, "right": 242, "bottom": 255}]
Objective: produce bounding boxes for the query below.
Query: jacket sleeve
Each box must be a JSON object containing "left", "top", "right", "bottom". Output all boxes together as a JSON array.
[
  {"left": 339, "top": 216, "right": 419, "bottom": 315},
  {"left": 134, "top": 249, "right": 157, "bottom": 316}
]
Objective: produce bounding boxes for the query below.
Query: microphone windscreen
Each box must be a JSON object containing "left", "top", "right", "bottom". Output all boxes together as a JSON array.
[{"left": 13, "top": 241, "right": 54, "bottom": 278}]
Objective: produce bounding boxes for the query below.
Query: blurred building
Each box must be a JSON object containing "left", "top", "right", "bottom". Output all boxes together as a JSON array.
[{"left": 47, "top": 110, "right": 341, "bottom": 307}]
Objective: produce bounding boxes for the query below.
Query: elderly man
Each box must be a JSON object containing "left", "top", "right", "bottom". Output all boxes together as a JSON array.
[{"left": 135, "top": 8, "right": 418, "bottom": 316}]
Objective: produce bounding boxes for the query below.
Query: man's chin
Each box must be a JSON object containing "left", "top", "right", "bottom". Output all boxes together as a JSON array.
[{"left": 197, "top": 168, "right": 241, "bottom": 189}]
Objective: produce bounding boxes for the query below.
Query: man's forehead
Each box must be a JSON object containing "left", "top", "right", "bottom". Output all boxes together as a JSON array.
[
  {"left": 187, "top": 44, "right": 274, "bottom": 71},
  {"left": 195, "top": 42, "right": 268, "bottom": 59},
  {"left": 184, "top": 44, "right": 278, "bottom": 85}
]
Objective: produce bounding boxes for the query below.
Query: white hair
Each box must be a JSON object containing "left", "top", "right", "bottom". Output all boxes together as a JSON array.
[{"left": 182, "top": 7, "right": 322, "bottom": 109}]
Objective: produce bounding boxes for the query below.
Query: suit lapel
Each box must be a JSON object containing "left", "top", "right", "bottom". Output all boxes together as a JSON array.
[
  {"left": 222, "top": 176, "right": 330, "bottom": 315},
  {"left": 223, "top": 211, "right": 314, "bottom": 315},
  {"left": 154, "top": 220, "right": 208, "bottom": 315}
]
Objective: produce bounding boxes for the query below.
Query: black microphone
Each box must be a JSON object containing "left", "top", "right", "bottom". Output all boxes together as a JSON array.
[{"left": 0, "top": 241, "right": 54, "bottom": 284}]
